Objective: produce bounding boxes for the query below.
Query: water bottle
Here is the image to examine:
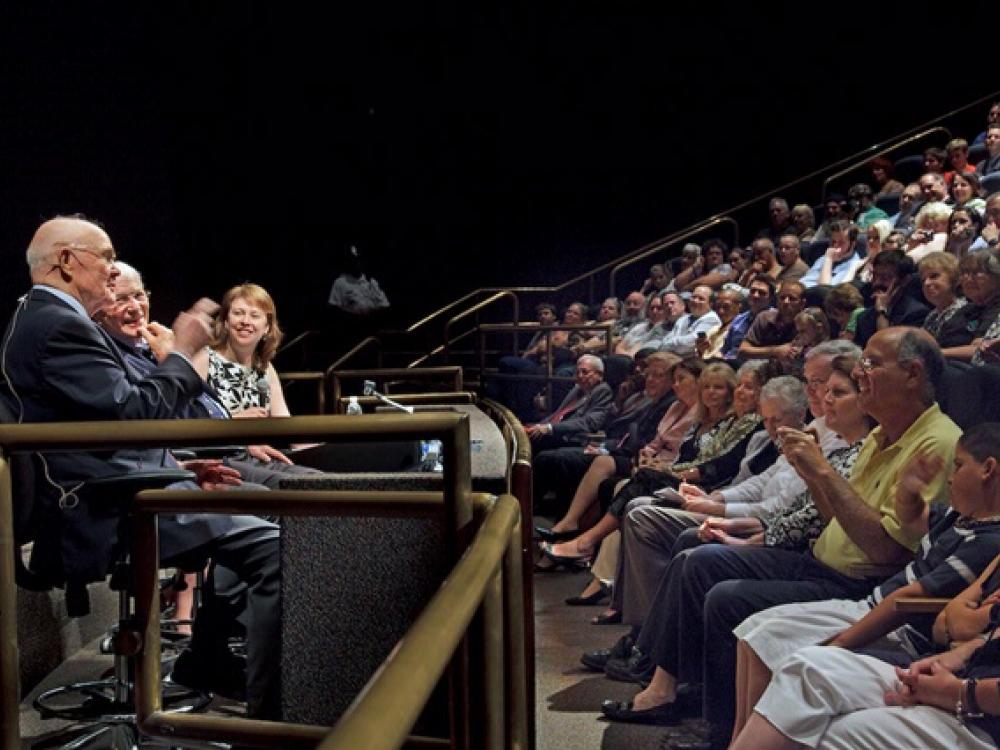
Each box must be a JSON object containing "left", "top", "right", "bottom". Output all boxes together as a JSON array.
[{"left": 346, "top": 396, "right": 363, "bottom": 416}]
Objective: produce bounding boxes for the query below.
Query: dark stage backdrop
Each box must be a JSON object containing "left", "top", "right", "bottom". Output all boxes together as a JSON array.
[{"left": 0, "top": 3, "right": 993, "bottom": 343}]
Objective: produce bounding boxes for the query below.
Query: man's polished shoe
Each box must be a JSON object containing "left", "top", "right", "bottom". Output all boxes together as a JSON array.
[
  {"left": 600, "top": 698, "right": 681, "bottom": 725},
  {"left": 580, "top": 633, "right": 633, "bottom": 672},
  {"left": 169, "top": 647, "right": 247, "bottom": 703},
  {"left": 604, "top": 647, "right": 652, "bottom": 684}
]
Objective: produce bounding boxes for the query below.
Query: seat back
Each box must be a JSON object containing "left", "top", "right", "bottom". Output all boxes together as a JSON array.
[
  {"left": 874, "top": 192, "right": 900, "bottom": 216},
  {"left": 893, "top": 154, "right": 926, "bottom": 185},
  {"left": 981, "top": 172, "right": 1000, "bottom": 197},
  {"left": 937, "top": 362, "right": 1000, "bottom": 431}
]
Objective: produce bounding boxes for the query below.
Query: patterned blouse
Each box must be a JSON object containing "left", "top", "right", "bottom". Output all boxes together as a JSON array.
[
  {"left": 207, "top": 349, "right": 270, "bottom": 414},
  {"left": 762, "top": 440, "right": 863, "bottom": 550},
  {"left": 923, "top": 298, "right": 967, "bottom": 342}
]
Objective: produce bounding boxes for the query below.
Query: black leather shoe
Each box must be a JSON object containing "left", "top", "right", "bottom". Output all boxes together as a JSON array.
[
  {"left": 169, "top": 648, "right": 247, "bottom": 703},
  {"left": 535, "top": 525, "right": 578, "bottom": 542},
  {"left": 604, "top": 648, "right": 652, "bottom": 684},
  {"left": 540, "top": 543, "right": 592, "bottom": 570},
  {"left": 600, "top": 698, "right": 681, "bottom": 725},
  {"left": 591, "top": 610, "right": 622, "bottom": 625},
  {"left": 580, "top": 633, "right": 633, "bottom": 672},
  {"left": 565, "top": 582, "right": 609, "bottom": 606}
]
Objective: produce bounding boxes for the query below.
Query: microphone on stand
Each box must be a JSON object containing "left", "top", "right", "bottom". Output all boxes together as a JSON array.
[
  {"left": 256, "top": 376, "right": 271, "bottom": 415},
  {"left": 363, "top": 379, "right": 414, "bottom": 414}
]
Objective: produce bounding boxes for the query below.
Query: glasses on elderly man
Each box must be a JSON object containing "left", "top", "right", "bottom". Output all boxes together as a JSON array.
[
  {"left": 56, "top": 242, "right": 118, "bottom": 265},
  {"left": 112, "top": 289, "right": 150, "bottom": 306}
]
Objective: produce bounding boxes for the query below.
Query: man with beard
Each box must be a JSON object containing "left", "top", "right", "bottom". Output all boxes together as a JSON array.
[{"left": 852, "top": 251, "right": 930, "bottom": 347}]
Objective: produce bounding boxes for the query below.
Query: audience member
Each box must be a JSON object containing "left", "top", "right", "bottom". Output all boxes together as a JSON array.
[
  {"left": 524, "top": 354, "right": 614, "bottom": 450},
  {"left": 640, "top": 264, "right": 670, "bottom": 300},
  {"left": 918, "top": 171, "right": 949, "bottom": 205},
  {"left": 906, "top": 201, "right": 952, "bottom": 263},
  {"left": 848, "top": 183, "right": 889, "bottom": 228},
  {"left": 774, "top": 233, "right": 809, "bottom": 283},
  {"left": 660, "top": 285, "right": 721, "bottom": 356},
  {"left": 855, "top": 218, "right": 894, "bottom": 283},
  {"left": 736, "top": 238, "right": 781, "bottom": 287},
  {"left": 720, "top": 275, "right": 773, "bottom": 360},
  {"left": 799, "top": 220, "right": 862, "bottom": 287},
  {"left": 944, "top": 137, "right": 977, "bottom": 184},
  {"left": 972, "top": 100, "right": 1000, "bottom": 146},
  {"left": 853, "top": 251, "right": 929, "bottom": 348},
  {"left": 969, "top": 192, "right": 1000, "bottom": 252},
  {"left": 673, "top": 239, "right": 734, "bottom": 292},
  {"left": 738, "top": 280, "right": 806, "bottom": 361},
  {"left": 870, "top": 155, "right": 904, "bottom": 197},
  {"left": 823, "top": 283, "right": 865, "bottom": 341},
  {"left": 919, "top": 252, "right": 969, "bottom": 353},
  {"left": 756, "top": 197, "right": 792, "bottom": 245},
  {"left": 890, "top": 181, "right": 923, "bottom": 232},
  {"left": 944, "top": 205, "right": 985, "bottom": 259},
  {"left": 961, "top": 250, "right": 1000, "bottom": 366},
  {"left": 978, "top": 123, "right": 1000, "bottom": 177},
  {"left": 952, "top": 171, "right": 987, "bottom": 215},
  {"left": 789, "top": 204, "right": 816, "bottom": 242},
  {"left": 696, "top": 287, "right": 744, "bottom": 359},
  {"left": 616, "top": 293, "right": 671, "bottom": 356},
  {"left": 812, "top": 194, "right": 847, "bottom": 242},
  {"left": 923, "top": 146, "right": 948, "bottom": 175}
]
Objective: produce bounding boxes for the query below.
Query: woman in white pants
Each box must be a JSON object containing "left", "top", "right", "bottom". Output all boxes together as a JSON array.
[{"left": 730, "top": 640, "right": 1000, "bottom": 750}]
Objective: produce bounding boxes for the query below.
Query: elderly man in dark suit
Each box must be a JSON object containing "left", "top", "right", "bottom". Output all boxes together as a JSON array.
[
  {"left": 0, "top": 216, "right": 280, "bottom": 719},
  {"left": 524, "top": 353, "right": 614, "bottom": 452}
]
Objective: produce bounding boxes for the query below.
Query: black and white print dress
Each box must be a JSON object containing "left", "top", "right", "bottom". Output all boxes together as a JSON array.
[{"left": 207, "top": 349, "right": 270, "bottom": 414}]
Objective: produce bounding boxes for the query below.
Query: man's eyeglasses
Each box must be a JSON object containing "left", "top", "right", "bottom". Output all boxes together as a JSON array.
[
  {"left": 858, "top": 356, "right": 884, "bottom": 373},
  {"left": 58, "top": 242, "right": 117, "bottom": 265},
  {"left": 113, "top": 290, "right": 149, "bottom": 306}
]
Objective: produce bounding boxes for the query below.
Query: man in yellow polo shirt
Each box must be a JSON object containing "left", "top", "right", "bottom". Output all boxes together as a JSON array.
[{"left": 600, "top": 328, "right": 961, "bottom": 750}]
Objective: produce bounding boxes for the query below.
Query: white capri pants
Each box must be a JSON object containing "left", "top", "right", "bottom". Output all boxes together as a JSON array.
[{"left": 756, "top": 645, "right": 996, "bottom": 749}]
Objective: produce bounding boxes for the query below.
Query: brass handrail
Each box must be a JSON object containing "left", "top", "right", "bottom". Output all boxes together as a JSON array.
[
  {"left": 608, "top": 215, "right": 739, "bottom": 297},
  {"left": 325, "top": 336, "right": 382, "bottom": 375},
  {"left": 277, "top": 371, "right": 326, "bottom": 414},
  {"left": 0, "top": 411, "right": 529, "bottom": 750},
  {"left": 442, "top": 291, "right": 519, "bottom": 363},
  {"left": 819, "top": 126, "right": 951, "bottom": 199},
  {"left": 277, "top": 329, "right": 317, "bottom": 355}
]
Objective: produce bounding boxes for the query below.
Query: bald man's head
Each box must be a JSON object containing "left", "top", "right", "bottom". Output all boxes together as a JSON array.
[{"left": 26, "top": 217, "right": 119, "bottom": 314}]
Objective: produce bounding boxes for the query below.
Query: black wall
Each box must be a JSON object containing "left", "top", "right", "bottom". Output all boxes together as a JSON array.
[{"left": 0, "top": 2, "right": 994, "bottom": 339}]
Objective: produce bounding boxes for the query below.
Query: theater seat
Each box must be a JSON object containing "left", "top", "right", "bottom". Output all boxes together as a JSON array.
[
  {"left": 874, "top": 192, "right": 900, "bottom": 216},
  {"left": 893, "top": 154, "right": 926, "bottom": 185},
  {"left": 981, "top": 172, "right": 1000, "bottom": 197},
  {"left": 936, "top": 362, "right": 1000, "bottom": 430}
]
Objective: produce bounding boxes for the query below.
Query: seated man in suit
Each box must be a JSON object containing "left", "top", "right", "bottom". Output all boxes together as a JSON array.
[
  {"left": 524, "top": 354, "right": 614, "bottom": 452},
  {"left": 94, "top": 261, "right": 320, "bottom": 488},
  {"left": 0, "top": 216, "right": 280, "bottom": 719}
]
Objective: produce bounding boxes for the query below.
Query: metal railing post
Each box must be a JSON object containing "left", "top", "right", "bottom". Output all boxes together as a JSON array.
[{"left": 0, "top": 457, "right": 19, "bottom": 750}]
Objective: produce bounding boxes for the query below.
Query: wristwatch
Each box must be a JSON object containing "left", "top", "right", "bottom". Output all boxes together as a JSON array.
[{"left": 957, "top": 678, "right": 985, "bottom": 722}]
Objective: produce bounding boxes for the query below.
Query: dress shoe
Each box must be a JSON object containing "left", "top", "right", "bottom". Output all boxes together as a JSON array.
[
  {"left": 600, "top": 698, "right": 681, "bottom": 725},
  {"left": 580, "top": 633, "right": 633, "bottom": 672},
  {"left": 591, "top": 610, "right": 622, "bottom": 625},
  {"left": 565, "top": 582, "right": 609, "bottom": 606},
  {"left": 534, "top": 525, "right": 578, "bottom": 542},
  {"left": 540, "top": 542, "right": 591, "bottom": 570},
  {"left": 604, "top": 647, "right": 652, "bottom": 684},
  {"left": 169, "top": 647, "right": 247, "bottom": 703}
]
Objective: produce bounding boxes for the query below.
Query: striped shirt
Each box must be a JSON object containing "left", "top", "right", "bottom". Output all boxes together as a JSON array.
[{"left": 867, "top": 509, "right": 1000, "bottom": 606}]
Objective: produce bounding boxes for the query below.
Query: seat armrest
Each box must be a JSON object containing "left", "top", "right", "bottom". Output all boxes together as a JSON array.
[{"left": 85, "top": 469, "right": 197, "bottom": 509}]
